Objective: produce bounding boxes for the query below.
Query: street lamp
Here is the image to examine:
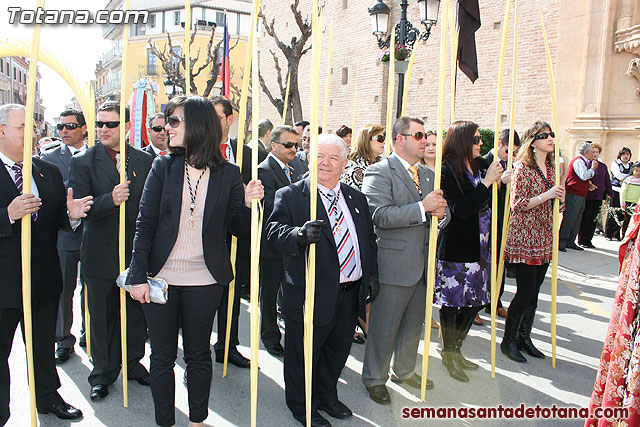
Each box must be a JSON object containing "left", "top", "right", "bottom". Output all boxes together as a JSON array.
[
  {"left": 163, "top": 77, "right": 184, "bottom": 99},
  {"left": 368, "top": 0, "right": 440, "bottom": 117}
]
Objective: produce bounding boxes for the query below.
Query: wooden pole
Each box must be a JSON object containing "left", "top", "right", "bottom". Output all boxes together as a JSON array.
[
  {"left": 322, "top": 18, "right": 333, "bottom": 132},
  {"left": 421, "top": 0, "right": 448, "bottom": 401},
  {"left": 384, "top": 27, "right": 396, "bottom": 157},
  {"left": 540, "top": 6, "right": 560, "bottom": 368},
  {"left": 119, "top": 0, "right": 131, "bottom": 407},
  {"left": 304, "top": 0, "right": 321, "bottom": 423},
  {"left": 351, "top": 66, "right": 359, "bottom": 150},
  {"left": 184, "top": 0, "right": 191, "bottom": 94},
  {"left": 22, "top": 2, "right": 45, "bottom": 425},
  {"left": 281, "top": 73, "right": 291, "bottom": 126}
]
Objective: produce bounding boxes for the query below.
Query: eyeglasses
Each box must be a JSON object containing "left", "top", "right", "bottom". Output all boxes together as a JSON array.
[
  {"left": 371, "top": 134, "right": 385, "bottom": 143},
  {"left": 57, "top": 123, "right": 82, "bottom": 131},
  {"left": 533, "top": 131, "right": 555, "bottom": 140},
  {"left": 2, "top": 123, "right": 38, "bottom": 133},
  {"left": 401, "top": 132, "right": 425, "bottom": 141},
  {"left": 276, "top": 141, "right": 298, "bottom": 149},
  {"left": 150, "top": 126, "right": 165, "bottom": 132},
  {"left": 95, "top": 121, "right": 120, "bottom": 129},
  {"left": 473, "top": 135, "right": 483, "bottom": 145},
  {"left": 166, "top": 115, "right": 185, "bottom": 128}
]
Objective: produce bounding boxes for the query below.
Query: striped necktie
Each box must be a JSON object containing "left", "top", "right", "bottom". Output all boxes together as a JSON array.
[
  {"left": 323, "top": 189, "right": 357, "bottom": 279},
  {"left": 409, "top": 165, "right": 421, "bottom": 194},
  {"left": 11, "top": 163, "right": 37, "bottom": 221},
  {"left": 283, "top": 165, "right": 292, "bottom": 183}
]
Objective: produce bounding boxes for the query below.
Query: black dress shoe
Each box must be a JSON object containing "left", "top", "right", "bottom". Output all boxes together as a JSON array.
[
  {"left": 292, "top": 411, "right": 331, "bottom": 427},
  {"left": 38, "top": 401, "right": 83, "bottom": 420},
  {"left": 366, "top": 384, "right": 391, "bottom": 404},
  {"left": 90, "top": 384, "right": 108, "bottom": 401},
  {"left": 580, "top": 242, "right": 596, "bottom": 249},
  {"left": 391, "top": 374, "right": 434, "bottom": 390},
  {"left": 558, "top": 246, "right": 566, "bottom": 252},
  {"left": 78, "top": 337, "right": 86, "bottom": 348},
  {"left": 265, "top": 343, "right": 285, "bottom": 358},
  {"left": 132, "top": 372, "right": 150, "bottom": 386},
  {"left": 216, "top": 349, "right": 251, "bottom": 368},
  {"left": 55, "top": 347, "right": 74, "bottom": 364},
  {"left": 566, "top": 243, "right": 584, "bottom": 251},
  {"left": 352, "top": 334, "right": 365, "bottom": 344},
  {"left": 318, "top": 400, "right": 352, "bottom": 419}
]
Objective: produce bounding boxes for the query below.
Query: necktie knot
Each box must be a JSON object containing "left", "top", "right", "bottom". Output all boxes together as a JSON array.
[
  {"left": 11, "top": 163, "right": 23, "bottom": 174},
  {"left": 159, "top": 150, "right": 167, "bottom": 156}
]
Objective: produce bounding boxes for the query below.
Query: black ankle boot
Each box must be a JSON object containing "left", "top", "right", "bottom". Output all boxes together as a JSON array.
[
  {"left": 517, "top": 309, "right": 545, "bottom": 358},
  {"left": 500, "top": 310, "right": 527, "bottom": 363},
  {"left": 455, "top": 308, "right": 479, "bottom": 370},
  {"left": 440, "top": 308, "right": 469, "bottom": 382}
]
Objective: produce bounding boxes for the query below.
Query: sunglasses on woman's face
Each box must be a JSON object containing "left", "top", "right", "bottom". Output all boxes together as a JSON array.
[
  {"left": 533, "top": 131, "right": 555, "bottom": 140},
  {"left": 57, "top": 123, "right": 82, "bottom": 131},
  {"left": 473, "top": 135, "right": 482, "bottom": 145},
  {"left": 95, "top": 121, "right": 120, "bottom": 129},
  {"left": 371, "top": 134, "right": 385, "bottom": 143},
  {"left": 166, "top": 115, "right": 185, "bottom": 128},
  {"left": 150, "top": 126, "right": 165, "bottom": 132}
]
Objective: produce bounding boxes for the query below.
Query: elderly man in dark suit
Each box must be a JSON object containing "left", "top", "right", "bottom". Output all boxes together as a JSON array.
[
  {"left": 258, "top": 125, "right": 301, "bottom": 358},
  {"left": 211, "top": 95, "right": 252, "bottom": 368},
  {"left": 69, "top": 102, "right": 153, "bottom": 401},
  {"left": 41, "top": 109, "right": 88, "bottom": 363},
  {"left": 267, "top": 134, "right": 379, "bottom": 427},
  {"left": 0, "top": 104, "right": 92, "bottom": 423},
  {"left": 144, "top": 113, "right": 168, "bottom": 158}
]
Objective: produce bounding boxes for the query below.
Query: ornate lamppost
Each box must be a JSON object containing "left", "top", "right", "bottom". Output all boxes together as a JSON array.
[{"left": 369, "top": 0, "right": 440, "bottom": 117}]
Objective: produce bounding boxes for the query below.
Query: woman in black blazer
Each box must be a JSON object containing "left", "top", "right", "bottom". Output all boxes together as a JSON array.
[
  {"left": 435, "top": 121, "right": 503, "bottom": 383},
  {"left": 127, "top": 95, "right": 263, "bottom": 427}
]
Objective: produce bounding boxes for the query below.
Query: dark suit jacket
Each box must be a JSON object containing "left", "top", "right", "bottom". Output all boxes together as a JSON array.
[
  {"left": 126, "top": 154, "right": 249, "bottom": 286},
  {"left": 289, "top": 151, "right": 308, "bottom": 181},
  {"left": 266, "top": 178, "right": 378, "bottom": 326},
  {"left": 0, "top": 158, "right": 72, "bottom": 308},
  {"left": 143, "top": 144, "right": 157, "bottom": 158},
  {"left": 437, "top": 159, "right": 491, "bottom": 263},
  {"left": 69, "top": 142, "right": 153, "bottom": 280},
  {"left": 258, "top": 154, "right": 295, "bottom": 260},
  {"left": 255, "top": 139, "right": 268, "bottom": 164},
  {"left": 230, "top": 138, "right": 252, "bottom": 184},
  {"left": 41, "top": 145, "right": 83, "bottom": 251}
]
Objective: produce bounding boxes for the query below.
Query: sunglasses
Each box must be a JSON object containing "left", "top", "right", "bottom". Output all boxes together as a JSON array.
[
  {"left": 401, "top": 132, "right": 425, "bottom": 141},
  {"left": 150, "top": 126, "right": 165, "bottom": 132},
  {"left": 57, "top": 123, "right": 82, "bottom": 131},
  {"left": 533, "top": 131, "right": 555, "bottom": 140},
  {"left": 371, "top": 134, "right": 385, "bottom": 143},
  {"left": 276, "top": 141, "right": 298, "bottom": 149},
  {"left": 95, "top": 121, "right": 120, "bottom": 129},
  {"left": 166, "top": 115, "right": 185, "bottom": 128},
  {"left": 473, "top": 135, "right": 483, "bottom": 145}
]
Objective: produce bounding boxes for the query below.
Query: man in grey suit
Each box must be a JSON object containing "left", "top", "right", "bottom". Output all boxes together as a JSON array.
[
  {"left": 41, "top": 108, "right": 88, "bottom": 363},
  {"left": 361, "top": 116, "right": 447, "bottom": 404}
]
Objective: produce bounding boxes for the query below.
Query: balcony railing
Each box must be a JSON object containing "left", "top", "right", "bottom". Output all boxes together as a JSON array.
[
  {"left": 101, "top": 45, "right": 123, "bottom": 68},
  {"left": 100, "top": 78, "right": 121, "bottom": 95}
]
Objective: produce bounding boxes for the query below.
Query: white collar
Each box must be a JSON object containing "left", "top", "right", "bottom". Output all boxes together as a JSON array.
[
  {"left": 64, "top": 143, "right": 87, "bottom": 155},
  {"left": 392, "top": 152, "right": 417, "bottom": 171},
  {"left": 318, "top": 181, "right": 341, "bottom": 195},
  {"left": 269, "top": 152, "right": 288, "bottom": 169},
  {"left": 148, "top": 143, "right": 165, "bottom": 155},
  {"left": 0, "top": 150, "right": 18, "bottom": 167}
]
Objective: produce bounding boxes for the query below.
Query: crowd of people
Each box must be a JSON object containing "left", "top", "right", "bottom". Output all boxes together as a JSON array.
[{"left": 0, "top": 96, "right": 633, "bottom": 426}]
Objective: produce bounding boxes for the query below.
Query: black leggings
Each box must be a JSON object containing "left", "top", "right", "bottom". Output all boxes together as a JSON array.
[{"left": 509, "top": 263, "right": 549, "bottom": 315}]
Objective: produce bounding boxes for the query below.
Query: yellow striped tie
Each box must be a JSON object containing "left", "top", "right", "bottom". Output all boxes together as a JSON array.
[{"left": 409, "top": 165, "right": 421, "bottom": 194}]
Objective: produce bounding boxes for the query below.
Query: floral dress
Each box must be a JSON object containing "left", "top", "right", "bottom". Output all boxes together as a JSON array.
[
  {"left": 341, "top": 156, "right": 373, "bottom": 191},
  {"left": 435, "top": 170, "right": 491, "bottom": 307}
]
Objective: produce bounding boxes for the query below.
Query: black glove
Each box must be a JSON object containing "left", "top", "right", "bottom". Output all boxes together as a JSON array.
[
  {"left": 366, "top": 274, "right": 380, "bottom": 304},
  {"left": 296, "top": 220, "right": 328, "bottom": 247}
]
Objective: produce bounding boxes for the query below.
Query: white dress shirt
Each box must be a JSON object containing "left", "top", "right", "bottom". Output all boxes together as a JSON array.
[
  {"left": 223, "top": 137, "right": 235, "bottom": 164},
  {"left": 318, "top": 181, "right": 363, "bottom": 283},
  {"left": 392, "top": 153, "right": 427, "bottom": 223},
  {"left": 573, "top": 154, "right": 595, "bottom": 181}
]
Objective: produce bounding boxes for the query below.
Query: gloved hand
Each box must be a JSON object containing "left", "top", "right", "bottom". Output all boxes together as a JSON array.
[
  {"left": 296, "top": 220, "right": 328, "bottom": 247},
  {"left": 366, "top": 274, "right": 380, "bottom": 304}
]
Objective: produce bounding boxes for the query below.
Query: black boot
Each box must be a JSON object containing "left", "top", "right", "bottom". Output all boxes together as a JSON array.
[
  {"left": 500, "top": 309, "right": 527, "bottom": 363},
  {"left": 455, "top": 308, "right": 479, "bottom": 370},
  {"left": 517, "top": 309, "right": 545, "bottom": 358},
  {"left": 440, "top": 307, "right": 469, "bottom": 382}
]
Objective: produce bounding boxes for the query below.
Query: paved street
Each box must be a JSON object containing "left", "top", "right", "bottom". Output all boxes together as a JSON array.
[{"left": 6, "top": 234, "right": 620, "bottom": 426}]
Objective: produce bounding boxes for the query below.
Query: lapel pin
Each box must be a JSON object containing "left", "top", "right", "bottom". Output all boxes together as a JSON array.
[
  {"left": 348, "top": 194, "right": 352, "bottom": 199},
  {"left": 133, "top": 171, "right": 137, "bottom": 177},
  {"left": 355, "top": 207, "right": 360, "bottom": 214},
  {"left": 39, "top": 173, "right": 44, "bottom": 178}
]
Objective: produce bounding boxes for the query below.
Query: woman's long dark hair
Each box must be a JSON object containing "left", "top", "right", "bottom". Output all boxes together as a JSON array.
[
  {"left": 442, "top": 120, "right": 480, "bottom": 177},
  {"left": 164, "top": 95, "right": 224, "bottom": 170}
]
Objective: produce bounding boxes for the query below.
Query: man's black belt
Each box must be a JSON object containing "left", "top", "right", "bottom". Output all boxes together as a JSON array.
[{"left": 338, "top": 279, "right": 360, "bottom": 292}]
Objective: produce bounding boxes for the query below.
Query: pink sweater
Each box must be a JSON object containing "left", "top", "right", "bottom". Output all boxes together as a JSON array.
[{"left": 156, "top": 166, "right": 216, "bottom": 286}]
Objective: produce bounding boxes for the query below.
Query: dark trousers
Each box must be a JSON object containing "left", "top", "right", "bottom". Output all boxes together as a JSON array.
[
  {"left": 143, "top": 284, "right": 223, "bottom": 427},
  {"left": 55, "top": 250, "right": 85, "bottom": 349},
  {"left": 214, "top": 281, "right": 241, "bottom": 356},
  {"left": 260, "top": 258, "right": 283, "bottom": 347},
  {"left": 578, "top": 199, "right": 602, "bottom": 246},
  {"left": 0, "top": 298, "right": 64, "bottom": 424},
  {"left": 509, "top": 263, "right": 549, "bottom": 316},
  {"left": 485, "top": 266, "right": 507, "bottom": 310},
  {"left": 284, "top": 285, "right": 358, "bottom": 418},
  {"left": 84, "top": 276, "right": 148, "bottom": 386},
  {"left": 606, "top": 192, "right": 622, "bottom": 240},
  {"left": 559, "top": 193, "right": 586, "bottom": 247}
]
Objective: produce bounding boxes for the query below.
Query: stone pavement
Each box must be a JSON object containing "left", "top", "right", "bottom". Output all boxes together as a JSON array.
[{"left": 6, "top": 234, "right": 620, "bottom": 426}]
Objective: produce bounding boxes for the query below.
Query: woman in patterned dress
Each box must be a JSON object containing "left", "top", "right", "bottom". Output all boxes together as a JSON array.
[
  {"left": 436, "top": 121, "right": 504, "bottom": 382},
  {"left": 340, "top": 125, "right": 385, "bottom": 191},
  {"left": 501, "top": 120, "right": 565, "bottom": 363}
]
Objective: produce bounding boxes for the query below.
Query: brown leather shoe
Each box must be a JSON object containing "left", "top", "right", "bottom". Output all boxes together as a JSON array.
[
  {"left": 497, "top": 307, "right": 508, "bottom": 318},
  {"left": 473, "top": 314, "right": 483, "bottom": 325}
]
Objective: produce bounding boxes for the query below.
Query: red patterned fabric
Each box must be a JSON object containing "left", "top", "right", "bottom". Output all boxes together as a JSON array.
[
  {"left": 586, "top": 204, "right": 640, "bottom": 426},
  {"left": 504, "top": 161, "right": 558, "bottom": 265}
]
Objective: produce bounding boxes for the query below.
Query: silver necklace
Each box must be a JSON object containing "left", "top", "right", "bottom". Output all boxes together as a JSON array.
[{"left": 185, "top": 158, "right": 206, "bottom": 230}]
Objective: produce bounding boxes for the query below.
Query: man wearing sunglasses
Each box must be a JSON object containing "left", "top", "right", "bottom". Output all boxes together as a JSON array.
[
  {"left": 144, "top": 113, "right": 168, "bottom": 158},
  {"left": 69, "top": 102, "right": 153, "bottom": 401},
  {"left": 559, "top": 140, "right": 598, "bottom": 252},
  {"left": 257, "top": 126, "right": 303, "bottom": 358},
  {"left": 41, "top": 109, "right": 88, "bottom": 364}
]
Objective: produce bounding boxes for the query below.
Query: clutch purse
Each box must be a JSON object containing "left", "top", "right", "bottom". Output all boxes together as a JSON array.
[{"left": 116, "top": 268, "right": 168, "bottom": 304}]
